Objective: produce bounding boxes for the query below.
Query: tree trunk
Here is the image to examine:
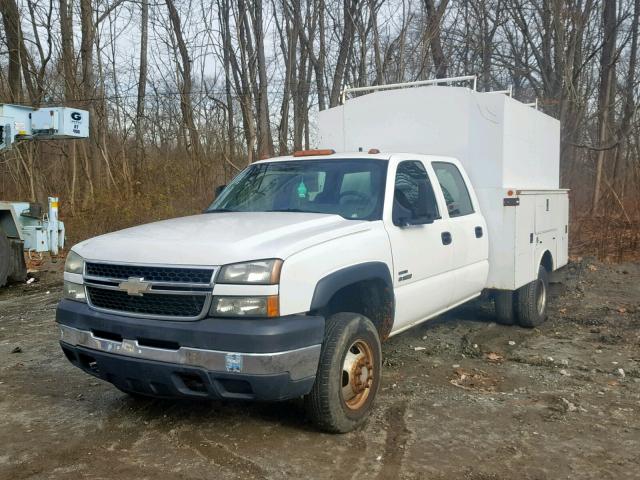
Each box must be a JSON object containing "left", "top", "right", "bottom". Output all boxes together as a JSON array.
[
  {"left": 218, "top": 0, "right": 236, "bottom": 173},
  {"left": 59, "top": 0, "right": 78, "bottom": 209},
  {"left": 423, "top": 0, "right": 449, "bottom": 78},
  {"left": 251, "top": 0, "right": 274, "bottom": 158},
  {"left": 592, "top": 0, "right": 617, "bottom": 213},
  {"left": 135, "top": 0, "right": 149, "bottom": 184},
  {"left": 329, "top": 0, "right": 357, "bottom": 107},
  {"left": 1, "top": 0, "right": 24, "bottom": 102},
  {"left": 80, "top": 0, "right": 99, "bottom": 193},
  {"left": 276, "top": 0, "right": 298, "bottom": 155},
  {"left": 166, "top": 0, "right": 203, "bottom": 164}
]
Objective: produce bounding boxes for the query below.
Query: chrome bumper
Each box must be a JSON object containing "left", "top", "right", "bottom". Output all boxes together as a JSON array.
[{"left": 59, "top": 324, "right": 321, "bottom": 381}]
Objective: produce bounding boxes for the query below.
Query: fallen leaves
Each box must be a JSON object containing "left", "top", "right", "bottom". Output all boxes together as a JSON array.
[
  {"left": 449, "top": 368, "right": 499, "bottom": 393},
  {"left": 485, "top": 352, "right": 504, "bottom": 363}
]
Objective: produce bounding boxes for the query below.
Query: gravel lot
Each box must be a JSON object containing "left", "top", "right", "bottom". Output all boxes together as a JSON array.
[{"left": 1, "top": 259, "right": 639, "bottom": 479}]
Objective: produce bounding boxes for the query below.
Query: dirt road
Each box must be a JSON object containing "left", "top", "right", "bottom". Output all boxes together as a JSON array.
[{"left": 1, "top": 259, "right": 639, "bottom": 479}]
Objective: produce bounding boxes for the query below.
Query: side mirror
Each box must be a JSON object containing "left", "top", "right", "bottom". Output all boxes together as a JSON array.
[
  {"left": 413, "top": 215, "right": 435, "bottom": 225},
  {"left": 395, "top": 215, "right": 437, "bottom": 227},
  {"left": 214, "top": 184, "right": 227, "bottom": 199}
]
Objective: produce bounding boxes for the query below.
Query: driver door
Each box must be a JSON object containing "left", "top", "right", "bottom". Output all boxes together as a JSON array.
[{"left": 384, "top": 159, "right": 455, "bottom": 332}]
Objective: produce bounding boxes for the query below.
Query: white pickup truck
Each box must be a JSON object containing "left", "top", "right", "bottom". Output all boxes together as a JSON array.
[{"left": 57, "top": 83, "right": 568, "bottom": 433}]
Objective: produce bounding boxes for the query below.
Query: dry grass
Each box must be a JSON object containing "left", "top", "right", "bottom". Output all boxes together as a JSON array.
[
  {"left": 61, "top": 161, "right": 220, "bottom": 244},
  {"left": 54, "top": 163, "right": 640, "bottom": 263},
  {"left": 571, "top": 215, "right": 640, "bottom": 262}
]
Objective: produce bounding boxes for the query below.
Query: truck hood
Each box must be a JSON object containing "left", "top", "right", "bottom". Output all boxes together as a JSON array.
[{"left": 73, "top": 212, "right": 371, "bottom": 266}]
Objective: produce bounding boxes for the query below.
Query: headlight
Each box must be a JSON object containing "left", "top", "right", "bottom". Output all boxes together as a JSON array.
[
  {"left": 217, "top": 259, "right": 282, "bottom": 284},
  {"left": 65, "top": 250, "right": 84, "bottom": 274},
  {"left": 63, "top": 280, "right": 86, "bottom": 302},
  {"left": 210, "top": 296, "right": 279, "bottom": 317}
]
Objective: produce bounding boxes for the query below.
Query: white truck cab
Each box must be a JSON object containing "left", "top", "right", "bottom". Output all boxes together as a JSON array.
[{"left": 57, "top": 83, "right": 568, "bottom": 433}]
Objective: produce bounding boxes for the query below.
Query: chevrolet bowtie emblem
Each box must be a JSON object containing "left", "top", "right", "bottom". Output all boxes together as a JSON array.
[{"left": 118, "top": 277, "right": 152, "bottom": 296}]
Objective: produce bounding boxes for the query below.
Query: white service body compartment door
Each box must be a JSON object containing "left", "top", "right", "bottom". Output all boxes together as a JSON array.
[
  {"left": 514, "top": 195, "right": 536, "bottom": 289},
  {"left": 516, "top": 190, "right": 569, "bottom": 286},
  {"left": 556, "top": 194, "right": 569, "bottom": 268}
]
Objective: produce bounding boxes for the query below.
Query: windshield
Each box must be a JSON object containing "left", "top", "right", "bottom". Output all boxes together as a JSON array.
[{"left": 207, "top": 159, "right": 388, "bottom": 221}]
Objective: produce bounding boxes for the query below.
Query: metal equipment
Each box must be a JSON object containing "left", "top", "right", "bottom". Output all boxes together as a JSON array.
[{"left": 0, "top": 103, "right": 88, "bottom": 286}]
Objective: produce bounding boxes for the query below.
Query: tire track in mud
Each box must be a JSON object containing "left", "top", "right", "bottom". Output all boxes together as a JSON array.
[
  {"left": 331, "top": 431, "right": 369, "bottom": 480},
  {"left": 178, "top": 429, "right": 270, "bottom": 479},
  {"left": 376, "top": 400, "right": 411, "bottom": 479}
]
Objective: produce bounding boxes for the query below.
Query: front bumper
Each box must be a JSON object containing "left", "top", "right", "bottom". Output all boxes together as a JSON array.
[{"left": 56, "top": 300, "right": 324, "bottom": 401}]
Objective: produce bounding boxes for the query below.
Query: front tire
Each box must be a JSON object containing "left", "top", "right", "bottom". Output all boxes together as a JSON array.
[
  {"left": 516, "top": 265, "right": 549, "bottom": 328},
  {"left": 304, "top": 313, "right": 382, "bottom": 433}
]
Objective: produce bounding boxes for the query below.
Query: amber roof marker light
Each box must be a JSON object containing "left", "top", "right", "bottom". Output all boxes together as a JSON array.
[{"left": 292, "top": 149, "right": 336, "bottom": 157}]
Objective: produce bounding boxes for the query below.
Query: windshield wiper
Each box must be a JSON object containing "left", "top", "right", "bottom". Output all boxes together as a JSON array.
[
  {"left": 205, "top": 208, "right": 236, "bottom": 213},
  {"left": 266, "top": 208, "right": 307, "bottom": 213}
]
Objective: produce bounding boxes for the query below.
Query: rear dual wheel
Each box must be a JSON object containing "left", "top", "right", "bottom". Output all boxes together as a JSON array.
[
  {"left": 304, "top": 313, "right": 381, "bottom": 433},
  {"left": 517, "top": 265, "right": 549, "bottom": 327},
  {"left": 493, "top": 264, "right": 549, "bottom": 328},
  {"left": 494, "top": 290, "right": 516, "bottom": 325}
]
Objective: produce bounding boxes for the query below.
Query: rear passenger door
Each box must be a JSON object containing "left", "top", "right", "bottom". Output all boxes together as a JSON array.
[{"left": 432, "top": 161, "right": 489, "bottom": 303}]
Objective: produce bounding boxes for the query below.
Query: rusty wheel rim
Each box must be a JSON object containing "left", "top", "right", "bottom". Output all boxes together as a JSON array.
[{"left": 341, "top": 339, "right": 374, "bottom": 411}]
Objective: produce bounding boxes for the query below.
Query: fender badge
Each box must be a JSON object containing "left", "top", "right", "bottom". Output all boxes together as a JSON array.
[{"left": 225, "top": 353, "right": 243, "bottom": 373}]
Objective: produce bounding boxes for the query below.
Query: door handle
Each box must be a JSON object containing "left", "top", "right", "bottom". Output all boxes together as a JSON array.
[
  {"left": 475, "top": 226, "right": 483, "bottom": 238},
  {"left": 441, "top": 231, "right": 452, "bottom": 245}
]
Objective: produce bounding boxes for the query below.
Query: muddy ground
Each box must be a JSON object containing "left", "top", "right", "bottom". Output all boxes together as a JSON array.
[{"left": 0, "top": 258, "right": 639, "bottom": 479}]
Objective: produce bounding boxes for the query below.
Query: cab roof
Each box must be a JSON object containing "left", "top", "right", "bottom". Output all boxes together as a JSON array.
[
  {"left": 254, "top": 152, "right": 393, "bottom": 164},
  {"left": 254, "top": 151, "right": 460, "bottom": 165}
]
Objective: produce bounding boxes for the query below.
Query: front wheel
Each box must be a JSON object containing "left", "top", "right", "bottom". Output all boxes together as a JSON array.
[{"left": 304, "top": 312, "right": 382, "bottom": 433}]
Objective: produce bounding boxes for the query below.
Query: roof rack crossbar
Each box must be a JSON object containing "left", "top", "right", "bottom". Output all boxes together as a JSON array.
[
  {"left": 486, "top": 85, "right": 513, "bottom": 97},
  {"left": 340, "top": 75, "right": 477, "bottom": 104}
]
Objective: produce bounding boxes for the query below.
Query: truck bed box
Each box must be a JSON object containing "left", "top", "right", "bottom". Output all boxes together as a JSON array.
[{"left": 319, "top": 86, "right": 568, "bottom": 289}]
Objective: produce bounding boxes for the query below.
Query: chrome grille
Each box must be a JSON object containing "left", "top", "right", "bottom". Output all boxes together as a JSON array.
[
  {"left": 86, "top": 286, "right": 207, "bottom": 317},
  {"left": 85, "top": 262, "right": 214, "bottom": 284},
  {"left": 83, "top": 262, "right": 215, "bottom": 320}
]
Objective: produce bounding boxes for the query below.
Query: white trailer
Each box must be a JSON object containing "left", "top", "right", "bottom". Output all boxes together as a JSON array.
[{"left": 319, "top": 84, "right": 569, "bottom": 295}]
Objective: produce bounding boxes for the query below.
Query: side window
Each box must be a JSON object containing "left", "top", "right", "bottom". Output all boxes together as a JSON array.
[
  {"left": 392, "top": 161, "right": 440, "bottom": 226},
  {"left": 432, "top": 162, "right": 474, "bottom": 217}
]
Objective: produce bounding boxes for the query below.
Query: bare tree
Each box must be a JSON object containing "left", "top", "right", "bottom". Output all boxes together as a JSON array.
[
  {"left": 423, "top": 0, "right": 449, "bottom": 78},
  {"left": 135, "top": 0, "right": 149, "bottom": 180},
  {"left": 165, "top": 0, "right": 203, "bottom": 164},
  {"left": 1, "top": 0, "right": 26, "bottom": 102},
  {"left": 592, "top": 0, "right": 618, "bottom": 212},
  {"left": 249, "top": 0, "right": 274, "bottom": 158},
  {"left": 329, "top": 0, "right": 358, "bottom": 107}
]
